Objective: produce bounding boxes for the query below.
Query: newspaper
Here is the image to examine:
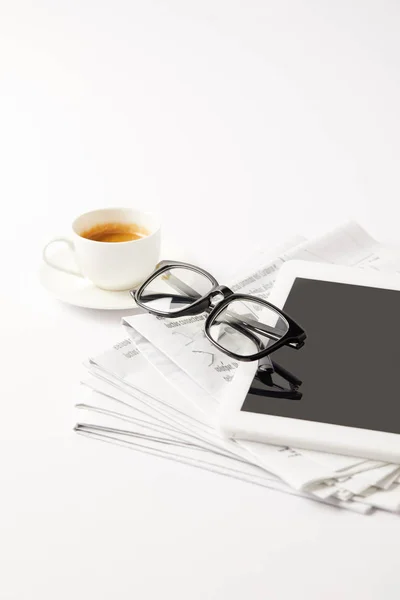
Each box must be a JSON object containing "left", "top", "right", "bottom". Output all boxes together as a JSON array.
[
  {"left": 77, "top": 343, "right": 390, "bottom": 513},
  {"left": 76, "top": 352, "right": 372, "bottom": 514},
  {"left": 75, "top": 222, "right": 400, "bottom": 514},
  {"left": 75, "top": 428, "right": 372, "bottom": 514},
  {"left": 82, "top": 341, "right": 339, "bottom": 487}
]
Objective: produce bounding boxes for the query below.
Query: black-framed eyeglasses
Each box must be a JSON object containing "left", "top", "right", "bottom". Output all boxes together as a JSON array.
[{"left": 130, "top": 260, "right": 306, "bottom": 364}]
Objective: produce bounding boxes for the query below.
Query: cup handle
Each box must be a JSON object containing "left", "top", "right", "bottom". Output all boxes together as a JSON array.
[{"left": 42, "top": 237, "right": 84, "bottom": 278}]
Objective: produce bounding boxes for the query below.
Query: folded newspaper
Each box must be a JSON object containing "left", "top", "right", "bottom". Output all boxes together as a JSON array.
[{"left": 75, "top": 222, "right": 400, "bottom": 515}]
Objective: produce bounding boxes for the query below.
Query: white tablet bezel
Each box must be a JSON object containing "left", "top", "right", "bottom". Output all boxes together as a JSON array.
[{"left": 219, "top": 260, "right": 400, "bottom": 463}]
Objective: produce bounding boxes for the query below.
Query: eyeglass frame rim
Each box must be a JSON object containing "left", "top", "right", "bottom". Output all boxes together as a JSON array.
[
  {"left": 133, "top": 260, "right": 219, "bottom": 317},
  {"left": 132, "top": 260, "right": 306, "bottom": 362}
]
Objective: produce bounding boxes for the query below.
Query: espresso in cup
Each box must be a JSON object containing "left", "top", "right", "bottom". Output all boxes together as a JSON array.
[
  {"left": 43, "top": 208, "right": 161, "bottom": 291},
  {"left": 81, "top": 222, "right": 150, "bottom": 243}
]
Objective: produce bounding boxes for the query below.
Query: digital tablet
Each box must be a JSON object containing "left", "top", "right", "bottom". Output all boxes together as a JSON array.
[{"left": 219, "top": 260, "right": 400, "bottom": 463}]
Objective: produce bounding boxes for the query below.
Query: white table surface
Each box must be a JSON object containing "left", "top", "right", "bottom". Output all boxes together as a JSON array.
[{"left": 1, "top": 1, "right": 400, "bottom": 598}]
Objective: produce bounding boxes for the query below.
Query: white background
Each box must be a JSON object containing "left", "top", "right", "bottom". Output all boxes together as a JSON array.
[{"left": 1, "top": 1, "right": 400, "bottom": 598}]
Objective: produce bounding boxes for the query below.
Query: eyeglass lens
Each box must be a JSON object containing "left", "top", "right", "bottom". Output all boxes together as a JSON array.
[
  {"left": 138, "top": 267, "right": 214, "bottom": 313},
  {"left": 208, "top": 298, "right": 289, "bottom": 357}
]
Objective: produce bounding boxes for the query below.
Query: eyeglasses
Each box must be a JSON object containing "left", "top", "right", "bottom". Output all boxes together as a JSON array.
[{"left": 130, "top": 260, "right": 306, "bottom": 364}]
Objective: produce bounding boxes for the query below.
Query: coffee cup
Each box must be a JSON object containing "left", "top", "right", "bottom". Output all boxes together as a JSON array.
[{"left": 43, "top": 207, "right": 161, "bottom": 291}]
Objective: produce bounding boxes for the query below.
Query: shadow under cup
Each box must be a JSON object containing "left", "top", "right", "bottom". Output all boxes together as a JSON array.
[{"left": 72, "top": 208, "right": 161, "bottom": 291}]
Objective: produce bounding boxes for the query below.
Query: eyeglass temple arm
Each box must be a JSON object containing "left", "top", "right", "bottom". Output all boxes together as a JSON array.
[
  {"left": 132, "top": 292, "right": 199, "bottom": 305},
  {"left": 255, "top": 359, "right": 302, "bottom": 393},
  {"left": 256, "top": 360, "right": 302, "bottom": 388},
  {"left": 258, "top": 354, "right": 274, "bottom": 373},
  {"left": 132, "top": 272, "right": 202, "bottom": 305},
  {"left": 225, "top": 314, "right": 296, "bottom": 346},
  {"left": 161, "top": 272, "right": 202, "bottom": 299},
  {"left": 270, "top": 359, "right": 302, "bottom": 388},
  {"left": 248, "top": 382, "right": 302, "bottom": 401}
]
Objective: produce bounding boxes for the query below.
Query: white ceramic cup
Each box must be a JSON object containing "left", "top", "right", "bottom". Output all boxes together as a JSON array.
[{"left": 43, "top": 207, "right": 161, "bottom": 291}]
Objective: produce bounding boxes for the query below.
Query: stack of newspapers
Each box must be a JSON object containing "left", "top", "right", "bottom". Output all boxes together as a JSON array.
[{"left": 75, "top": 222, "right": 400, "bottom": 515}]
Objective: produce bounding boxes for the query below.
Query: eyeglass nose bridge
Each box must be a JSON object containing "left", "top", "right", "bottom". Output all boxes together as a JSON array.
[{"left": 208, "top": 285, "right": 234, "bottom": 308}]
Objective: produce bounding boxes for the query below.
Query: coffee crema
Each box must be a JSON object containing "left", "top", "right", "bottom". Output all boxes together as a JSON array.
[{"left": 80, "top": 222, "right": 150, "bottom": 243}]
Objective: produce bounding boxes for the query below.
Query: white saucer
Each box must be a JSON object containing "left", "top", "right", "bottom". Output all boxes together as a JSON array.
[{"left": 39, "top": 247, "right": 136, "bottom": 309}]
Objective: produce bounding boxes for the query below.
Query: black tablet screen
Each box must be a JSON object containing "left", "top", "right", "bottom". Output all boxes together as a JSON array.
[{"left": 240, "top": 277, "right": 400, "bottom": 434}]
